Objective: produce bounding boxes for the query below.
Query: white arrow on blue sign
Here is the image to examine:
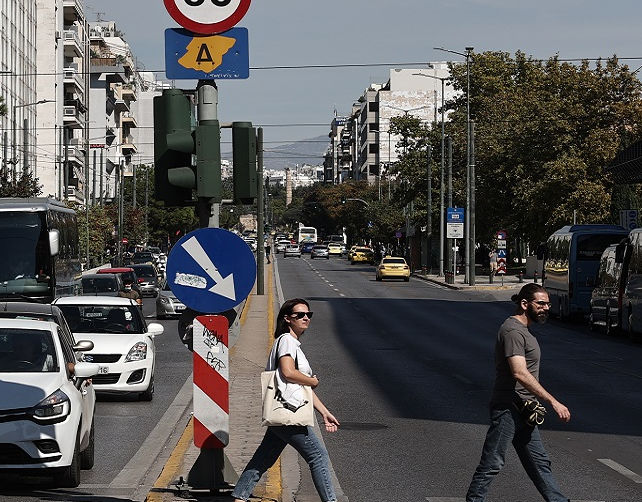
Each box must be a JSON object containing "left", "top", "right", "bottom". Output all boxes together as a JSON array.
[{"left": 167, "top": 228, "right": 256, "bottom": 313}]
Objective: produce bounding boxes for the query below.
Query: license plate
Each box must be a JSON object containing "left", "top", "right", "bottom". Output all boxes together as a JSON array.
[
  {"left": 98, "top": 366, "right": 109, "bottom": 374},
  {"left": 175, "top": 305, "right": 185, "bottom": 311}
]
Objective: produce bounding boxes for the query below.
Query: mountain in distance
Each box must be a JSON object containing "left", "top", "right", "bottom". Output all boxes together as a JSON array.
[{"left": 223, "top": 135, "right": 328, "bottom": 171}]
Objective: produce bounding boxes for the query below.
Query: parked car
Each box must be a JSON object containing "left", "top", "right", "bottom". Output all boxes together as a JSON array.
[
  {"left": 131, "top": 263, "right": 161, "bottom": 297},
  {"left": 82, "top": 273, "right": 124, "bottom": 296},
  {"left": 301, "top": 242, "right": 316, "bottom": 254},
  {"left": 97, "top": 267, "right": 143, "bottom": 298},
  {"left": 350, "top": 246, "right": 374, "bottom": 264},
  {"left": 146, "top": 247, "right": 162, "bottom": 262},
  {"left": 310, "top": 245, "right": 330, "bottom": 259},
  {"left": 53, "top": 296, "right": 163, "bottom": 401},
  {"left": 132, "top": 251, "right": 154, "bottom": 264},
  {"left": 156, "top": 280, "right": 186, "bottom": 319},
  {"left": 243, "top": 237, "right": 258, "bottom": 252},
  {"left": 376, "top": 256, "right": 410, "bottom": 281},
  {"left": 284, "top": 244, "right": 302, "bottom": 258},
  {"left": 327, "top": 242, "right": 342, "bottom": 256},
  {"left": 0, "top": 318, "right": 98, "bottom": 487}
]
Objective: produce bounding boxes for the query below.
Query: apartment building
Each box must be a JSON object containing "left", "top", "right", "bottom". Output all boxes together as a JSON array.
[
  {"left": 36, "top": 0, "right": 90, "bottom": 202},
  {"left": 0, "top": 0, "right": 38, "bottom": 183},
  {"left": 88, "top": 21, "right": 140, "bottom": 202}
]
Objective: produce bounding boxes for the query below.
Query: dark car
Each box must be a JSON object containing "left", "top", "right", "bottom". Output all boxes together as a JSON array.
[
  {"left": 97, "top": 267, "right": 142, "bottom": 297},
  {"left": 301, "top": 242, "right": 316, "bottom": 254},
  {"left": 131, "top": 263, "right": 160, "bottom": 297},
  {"left": 132, "top": 251, "right": 154, "bottom": 264},
  {"left": 81, "top": 273, "right": 124, "bottom": 296}
]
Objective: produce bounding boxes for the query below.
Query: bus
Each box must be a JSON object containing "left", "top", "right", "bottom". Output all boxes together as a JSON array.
[
  {"left": 297, "top": 226, "right": 317, "bottom": 244},
  {"left": 0, "top": 198, "right": 81, "bottom": 303},
  {"left": 542, "top": 224, "right": 628, "bottom": 319}
]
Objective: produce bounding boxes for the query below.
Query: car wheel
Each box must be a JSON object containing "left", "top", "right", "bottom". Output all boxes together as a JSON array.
[
  {"left": 80, "top": 420, "right": 95, "bottom": 470},
  {"left": 376, "top": 275, "right": 382, "bottom": 281},
  {"left": 139, "top": 375, "right": 154, "bottom": 401},
  {"left": 57, "top": 431, "right": 81, "bottom": 487},
  {"left": 404, "top": 277, "right": 410, "bottom": 282}
]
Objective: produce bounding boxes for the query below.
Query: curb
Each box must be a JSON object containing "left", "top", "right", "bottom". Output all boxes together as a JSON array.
[{"left": 412, "top": 273, "right": 461, "bottom": 290}]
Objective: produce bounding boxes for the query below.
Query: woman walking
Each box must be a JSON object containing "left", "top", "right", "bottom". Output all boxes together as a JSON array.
[{"left": 232, "top": 298, "right": 340, "bottom": 502}]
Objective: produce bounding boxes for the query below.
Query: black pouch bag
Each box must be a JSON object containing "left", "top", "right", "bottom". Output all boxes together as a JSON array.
[{"left": 514, "top": 399, "right": 546, "bottom": 427}]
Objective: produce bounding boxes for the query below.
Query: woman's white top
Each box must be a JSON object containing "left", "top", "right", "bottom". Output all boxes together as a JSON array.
[{"left": 266, "top": 333, "right": 312, "bottom": 408}]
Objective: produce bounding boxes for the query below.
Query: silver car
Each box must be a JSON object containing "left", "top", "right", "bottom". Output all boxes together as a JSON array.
[
  {"left": 284, "top": 244, "right": 302, "bottom": 258},
  {"left": 156, "top": 281, "right": 186, "bottom": 319},
  {"left": 310, "top": 245, "right": 330, "bottom": 259}
]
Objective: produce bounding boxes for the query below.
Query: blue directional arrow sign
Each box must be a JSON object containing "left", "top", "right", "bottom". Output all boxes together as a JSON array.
[{"left": 167, "top": 228, "right": 256, "bottom": 313}]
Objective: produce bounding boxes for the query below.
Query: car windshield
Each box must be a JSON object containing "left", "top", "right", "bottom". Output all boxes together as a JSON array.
[
  {"left": 356, "top": 248, "right": 371, "bottom": 252},
  {"left": 82, "top": 277, "right": 119, "bottom": 293},
  {"left": 0, "top": 328, "right": 58, "bottom": 372},
  {"left": 313, "top": 246, "right": 326, "bottom": 250},
  {"left": 147, "top": 247, "right": 161, "bottom": 254},
  {"left": 132, "top": 266, "right": 155, "bottom": 279},
  {"left": 58, "top": 305, "right": 144, "bottom": 334}
]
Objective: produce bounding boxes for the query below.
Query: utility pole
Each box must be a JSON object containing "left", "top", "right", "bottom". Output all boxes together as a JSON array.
[
  {"left": 426, "top": 145, "right": 432, "bottom": 271},
  {"left": 470, "top": 120, "right": 476, "bottom": 285},
  {"left": 257, "top": 127, "right": 264, "bottom": 295}
]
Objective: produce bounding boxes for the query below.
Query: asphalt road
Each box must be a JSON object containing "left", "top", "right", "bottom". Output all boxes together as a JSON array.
[
  {"left": 0, "top": 297, "right": 192, "bottom": 502},
  {"left": 277, "top": 252, "right": 642, "bottom": 502}
]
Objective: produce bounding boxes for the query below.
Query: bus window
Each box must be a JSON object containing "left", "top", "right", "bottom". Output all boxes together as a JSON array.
[{"left": 577, "top": 234, "right": 623, "bottom": 261}]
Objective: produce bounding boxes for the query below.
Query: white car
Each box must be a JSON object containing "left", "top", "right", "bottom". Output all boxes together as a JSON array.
[
  {"left": 283, "top": 244, "right": 302, "bottom": 258},
  {"left": 53, "top": 296, "right": 163, "bottom": 401},
  {"left": 0, "top": 319, "right": 98, "bottom": 487},
  {"left": 243, "top": 238, "right": 258, "bottom": 252},
  {"left": 276, "top": 239, "right": 291, "bottom": 253}
]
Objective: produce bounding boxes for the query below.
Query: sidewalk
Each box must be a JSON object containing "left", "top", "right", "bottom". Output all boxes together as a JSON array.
[{"left": 413, "top": 270, "right": 532, "bottom": 290}]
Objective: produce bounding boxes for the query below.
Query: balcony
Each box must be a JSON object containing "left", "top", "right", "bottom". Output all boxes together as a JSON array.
[
  {"left": 65, "top": 146, "right": 85, "bottom": 166},
  {"left": 63, "top": 0, "right": 83, "bottom": 23},
  {"left": 63, "top": 64, "right": 85, "bottom": 92},
  {"left": 63, "top": 29, "right": 83, "bottom": 58},
  {"left": 63, "top": 105, "right": 84, "bottom": 129},
  {"left": 64, "top": 97, "right": 87, "bottom": 114},
  {"left": 121, "top": 134, "right": 137, "bottom": 154},
  {"left": 121, "top": 83, "right": 137, "bottom": 101},
  {"left": 121, "top": 111, "right": 137, "bottom": 128}
]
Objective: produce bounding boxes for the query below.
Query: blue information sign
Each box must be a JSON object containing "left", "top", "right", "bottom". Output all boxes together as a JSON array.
[
  {"left": 165, "top": 27, "right": 249, "bottom": 80},
  {"left": 447, "top": 207, "right": 465, "bottom": 223},
  {"left": 166, "top": 228, "right": 256, "bottom": 313}
]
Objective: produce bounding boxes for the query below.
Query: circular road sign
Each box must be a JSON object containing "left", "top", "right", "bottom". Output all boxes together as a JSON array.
[{"left": 164, "top": 0, "right": 251, "bottom": 35}]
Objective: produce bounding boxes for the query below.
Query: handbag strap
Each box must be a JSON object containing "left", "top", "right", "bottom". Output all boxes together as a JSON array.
[{"left": 274, "top": 334, "right": 298, "bottom": 370}]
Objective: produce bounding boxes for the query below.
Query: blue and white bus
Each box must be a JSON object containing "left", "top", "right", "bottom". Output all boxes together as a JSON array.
[
  {"left": 297, "top": 226, "right": 317, "bottom": 244},
  {"left": 0, "top": 198, "right": 81, "bottom": 303},
  {"left": 542, "top": 224, "right": 628, "bottom": 319}
]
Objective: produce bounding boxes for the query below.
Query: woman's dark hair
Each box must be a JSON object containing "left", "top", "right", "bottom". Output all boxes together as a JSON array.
[
  {"left": 511, "top": 283, "right": 547, "bottom": 306},
  {"left": 274, "top": 298, "right": 310, "bottom": 337}
]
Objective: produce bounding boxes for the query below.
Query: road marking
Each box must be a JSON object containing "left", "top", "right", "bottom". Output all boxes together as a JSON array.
[
  {"left": 598, "top": 458, "right": 642, "bottom": 483},
  {"left": 339, "top": 293, "right": 346, "bottom": 297},
  {"left": 426, "top": 499, "right": 604, "bottom": 502}
]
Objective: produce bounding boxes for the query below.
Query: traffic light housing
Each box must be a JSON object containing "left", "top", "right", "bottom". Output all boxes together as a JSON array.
[
  {"left": 232, "top": 121, "right": 257, "bottom": 204},
  {"left": 154, "top": 89, "right": 195, "bottom": 206},
  {"left": 195, "top": 121, "right": 222, "bottom": 202}
]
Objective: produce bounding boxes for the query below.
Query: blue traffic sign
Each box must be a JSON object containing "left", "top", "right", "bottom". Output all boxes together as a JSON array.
[
  {"left": 165, "top": 27, "right": 249, "bottom": 80},
  {"left": 167, "top": 228, "right": 256, "bottom": 313},
  {"left": 447, "top": 207, "right": 465, "bottom": 223}
]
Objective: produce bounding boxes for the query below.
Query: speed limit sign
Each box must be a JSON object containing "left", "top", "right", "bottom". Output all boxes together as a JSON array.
[{"left": 164, "top": 0, "right": 251, "bottom": 35}]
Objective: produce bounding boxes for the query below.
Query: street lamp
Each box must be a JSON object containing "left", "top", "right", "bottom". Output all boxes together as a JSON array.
[
  {"left": 413, "top": 71, "right": 449, "bottom": 276},
  {"left": 434, "top": 46, "right": 474, "bottom": 284},
  {"left": 12, "top": 99, "right": 53, "bottom": 180}
]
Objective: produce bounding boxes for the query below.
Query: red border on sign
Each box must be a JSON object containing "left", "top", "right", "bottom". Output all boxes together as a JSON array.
[{"left": 164, "top": 0, "right": 251, "bottom": 35}]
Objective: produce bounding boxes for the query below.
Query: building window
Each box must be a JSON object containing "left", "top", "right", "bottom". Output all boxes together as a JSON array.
[
  {"left": 369, "top": 123, "right": 379, "bottom": 132},
  {"left": 369, "top": 165, "right": 379, "bottom": 175},
  {"left": 369, "top": 143, "right": 379, "bottom": 154},
  {"left": 368, "top": 102, "right": 378, "bottom": 113}
]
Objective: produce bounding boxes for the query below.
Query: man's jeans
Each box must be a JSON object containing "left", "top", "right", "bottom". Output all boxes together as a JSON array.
[
  {"left": 466, "top": 406, "right": 568, "bottom": 502},
  {"left": 232, "top": 425, "right": 336, "bottom": 502}
]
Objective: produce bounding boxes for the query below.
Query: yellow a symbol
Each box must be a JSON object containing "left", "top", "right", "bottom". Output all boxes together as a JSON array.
[{"left": 179, "top": 35, "right": 236, "bottom": 73}]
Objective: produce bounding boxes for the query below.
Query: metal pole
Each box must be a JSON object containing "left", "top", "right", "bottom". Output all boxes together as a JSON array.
[
  {"left": 257, "top": 127, "right": 264, "bottom": 296},
  {"left": 439, "top": 79, "right": 445, "bottom": 276},
  {"left": 465, "top": 48, "right": 472, "bottom": 284},
  {"left": 145, "top": 166, "right": 149, "bottom": 243},
  {"left": 447, "top": 135, "right": 453, "bottom": 273},
  {"left": 99, "top": 148, "right": 104, "bottom": 206},
  {"left": 12, "top": 105, "right": 16, "bottom": 183},
  {"left": 118, "top": 160, "right": 124, "bottom": 266},
  {"left": 86, "top": 152, "right": 90, "bottom": 266},
  {"left": 426, "top": 145, "right": 432, "bottom": 271},
  {"left": 196, "top": 80, "right": 218, "bottom": 229},
  {"left": 92, "top": 150, "right": 97, "bottom": 205},
  {"left": 470, "top": 120, "right": 476, "bottom": 286},
  {"left": 64, "top": 127, "right": 69, "bottom": 200},
  {"left": 2, "top": 131, "right": 7, "bottom": 180},
  {"left": 132, "top": 163, "right": 137, "bottom": 209},
  {"left": 23, "top": 117, "right": 28, "bottom": 175}
]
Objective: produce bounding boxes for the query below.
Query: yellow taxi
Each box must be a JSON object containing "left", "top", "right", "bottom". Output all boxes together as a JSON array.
[
  {"left": 327, "top": 242, "right": 342, "bottom": 255},
  {"left": 349, "top": 246, "right": 374, "bottom": 264},
  {"left": 376, "top": 256, "right": 410, "bottom": 282}
]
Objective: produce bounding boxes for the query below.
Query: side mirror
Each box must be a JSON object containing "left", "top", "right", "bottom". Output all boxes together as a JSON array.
[
  {"left": 147, "top": 322, "right": 164, "bottom": 336},
  {"left": 73, "top": 340, "right": 94, "bottom": 352},
  {"left": 49, "top": 229, "right": 60, "bottom": 256},
  {"left": 74, "top": 361, "right": 99, "bottom": 379}
]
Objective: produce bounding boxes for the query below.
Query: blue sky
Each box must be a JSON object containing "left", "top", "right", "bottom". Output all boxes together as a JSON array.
[{"left": 85, "top": 0, "right": 642, "bottom": 146}]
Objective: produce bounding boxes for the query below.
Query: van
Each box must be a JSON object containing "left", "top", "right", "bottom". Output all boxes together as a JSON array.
[{"left": 589, "top": 244, "right": 626, "bottom": 335}]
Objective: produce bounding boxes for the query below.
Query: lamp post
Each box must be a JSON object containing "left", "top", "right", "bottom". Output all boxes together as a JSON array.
[
  {"left": 12, "top": 99, "right": 53, "bottom": 181},
  {"left": 434, "top": 46, "right": 474, "bottom": 284},
  {"left": 413, "top": 71, "right": 449, "bottom": 276}
]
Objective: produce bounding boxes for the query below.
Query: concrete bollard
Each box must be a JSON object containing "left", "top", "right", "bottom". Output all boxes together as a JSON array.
[
  {"left": 489, "top": 272, "right": 494, "bottom": 284},
  {"left": 533, "top": 271, "right": 538, "bottom": 283},
  {"left": 518, "top": 271, "right": 523, "bottom": 283}
]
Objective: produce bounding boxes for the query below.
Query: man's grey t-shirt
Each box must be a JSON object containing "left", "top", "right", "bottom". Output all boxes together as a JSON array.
[{"left": 490, "top": 316, "right": 541, "bottom": 406}]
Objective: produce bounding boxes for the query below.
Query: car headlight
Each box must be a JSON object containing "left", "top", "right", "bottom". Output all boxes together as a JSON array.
[
  {"left": 159, "top": 296, "right": 170, "bottom": 304},
  {"left": 125, "top": 342, "right": 148, "bottom": 362},
  {"left": 31, "top": 389, "right": 71, "bottom": 424}
]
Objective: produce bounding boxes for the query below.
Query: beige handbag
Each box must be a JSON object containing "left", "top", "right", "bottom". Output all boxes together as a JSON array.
[{"left": 261, "top": 336, "right": 314, "bottom": 427}]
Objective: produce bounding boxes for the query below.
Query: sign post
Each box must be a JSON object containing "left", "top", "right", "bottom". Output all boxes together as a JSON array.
[{"left": 447, "top": 208, "right": 464, "bottom": 277}]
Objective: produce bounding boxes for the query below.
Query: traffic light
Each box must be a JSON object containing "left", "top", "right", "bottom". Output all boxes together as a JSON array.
[
  {"left": 195, "top": 121, "right": 222, "bottom": 202},
  {"left": 232, "top": 121, "right": 257, "bottom": 204},
  {"left": 154, "top": 89, "right": 195, "bottom": 206}
]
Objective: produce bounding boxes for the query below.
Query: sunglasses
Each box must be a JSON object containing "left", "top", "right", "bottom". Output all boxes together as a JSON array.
[
  {"left": 290, "top": 311, "right": 314, "bottom": 319},
  {"left": 530, "top": 300, "right": 552, "bottom": 307}
]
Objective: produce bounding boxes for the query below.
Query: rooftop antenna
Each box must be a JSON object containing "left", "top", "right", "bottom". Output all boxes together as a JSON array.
[{"left": 95, "top": 11, "right": 106, "bottom": 22}]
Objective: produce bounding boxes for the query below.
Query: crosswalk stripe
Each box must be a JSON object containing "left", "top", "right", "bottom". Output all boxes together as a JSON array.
[{"left": 598, "top": 458, "right": 642, "bottom": 483}]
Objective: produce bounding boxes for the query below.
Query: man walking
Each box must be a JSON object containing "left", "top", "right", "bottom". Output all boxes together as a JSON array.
[{"left": 466, "top": 283, "right": 571, "bottom": 502}]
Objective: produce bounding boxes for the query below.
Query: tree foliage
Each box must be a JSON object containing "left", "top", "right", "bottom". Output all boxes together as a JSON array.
[{"left": 392, "top": 51, "right": 642, "bottom": 247}]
